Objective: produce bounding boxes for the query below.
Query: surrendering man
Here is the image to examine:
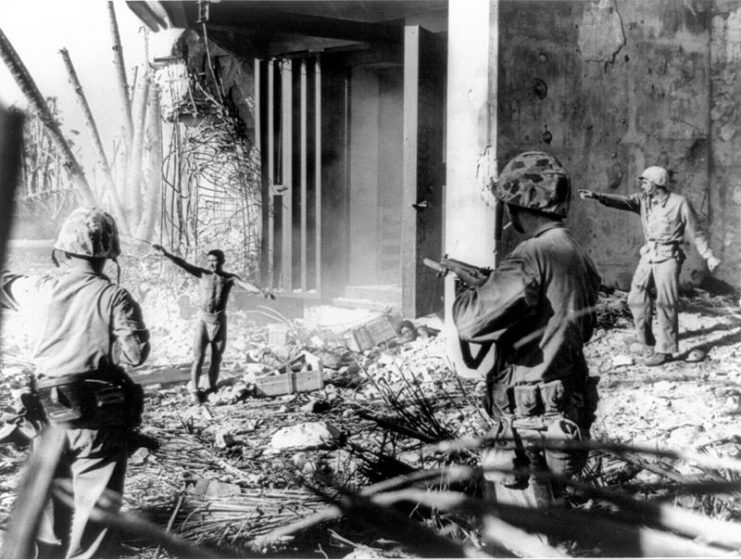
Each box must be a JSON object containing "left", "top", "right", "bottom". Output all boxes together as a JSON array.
[{"left": 152, "top": 245, "right": 273, "bottom": 404}]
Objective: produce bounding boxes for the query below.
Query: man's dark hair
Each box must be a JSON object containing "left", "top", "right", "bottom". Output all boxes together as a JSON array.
[{"left": 207, "top": 249, "right": 225, "bottom": 265}]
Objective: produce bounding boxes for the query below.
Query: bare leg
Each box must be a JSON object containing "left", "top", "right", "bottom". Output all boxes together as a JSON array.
[
  {"left": 191, "top": 321, "right": 208, "bottom": 396},
  {"left": 208, "top": 338, "right": 225, "bottom": 392},
  {"left": 207, "top": 319, "right": 227, "bottom": 392}
]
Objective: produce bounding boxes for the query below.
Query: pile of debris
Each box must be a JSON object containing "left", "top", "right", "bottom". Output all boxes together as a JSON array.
[{"left": 2, "top": 285, "right": 741, "bottom": 557}]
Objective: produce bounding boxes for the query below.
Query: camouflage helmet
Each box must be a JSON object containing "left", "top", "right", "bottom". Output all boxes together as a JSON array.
[
  {"left": 493, "top": 151, "right": 571, "bottom": 218},
  {"left": 54, "top": 207, "right": 121, "bottom": 259},
  {"left": 639, "top": 166, "right": 668, "bottom": 187}
]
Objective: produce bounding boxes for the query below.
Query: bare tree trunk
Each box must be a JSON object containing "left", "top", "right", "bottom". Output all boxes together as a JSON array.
[
  {"left": 135, "top": 82, "right": 163, "bottom": 240},
  {"left": 59, "top": 48, "right": 129, "bottom": 232},
  {"left": 126, "top": 71, "right": 150, "bottom": 221},
  {"left": 0, "top": 107, "right": 24, "bottom": 274},
  {"left": 107, "top": 1, "right": 133, "bottom": 148},
  {"left": 0, "top": 26, "right": 96, "bottom": 205}
]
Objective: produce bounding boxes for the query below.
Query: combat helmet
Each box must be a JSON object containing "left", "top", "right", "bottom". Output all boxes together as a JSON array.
[
  {"left": 639, "top": 166, "right": 668, "bottom": 187},
  {"left": 53, "top": 207, "right": 121, "bottom": 260},
  {"left": 493, "top": 151, "right": 571, "bottom": 218}
]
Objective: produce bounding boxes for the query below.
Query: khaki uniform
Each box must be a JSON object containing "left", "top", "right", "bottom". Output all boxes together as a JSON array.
[
  {"left": 453, "top": 222, "right": 600, "bottom": 507},
  {"left": 1, "top": 270, "right": 149, "bottom": 559},
  {"left": 594, "top": 191, "right": 716, "bottom": 354}
]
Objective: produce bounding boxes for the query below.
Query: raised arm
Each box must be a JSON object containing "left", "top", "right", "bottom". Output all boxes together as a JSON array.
[
  {"left": 233, "top": 276, "right": 276, "bottom": 299},
  {"left": 0, "top": 271, "right": 53, "bottom": 312},
  {"left": 578, "top": 190, "right": 641, "bottom": 213},
  {"left": 151, "top": 244, "right": 204, "bottom": 277}
]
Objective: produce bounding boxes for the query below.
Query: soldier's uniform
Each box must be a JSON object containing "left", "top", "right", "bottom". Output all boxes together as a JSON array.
[
  {"left": 1, "top": 208, "right": 149, "bottom": 559},
  {"left": 453, "top": 152, "right": 600, "bottom": 508},
  {"left": 591, "top": 186, "right": 717, "bottom": 355}
]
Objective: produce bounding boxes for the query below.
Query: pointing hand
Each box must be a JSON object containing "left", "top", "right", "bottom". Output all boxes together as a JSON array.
[{"left": 578, "top": 189, "right": 595, "bottom": 200}]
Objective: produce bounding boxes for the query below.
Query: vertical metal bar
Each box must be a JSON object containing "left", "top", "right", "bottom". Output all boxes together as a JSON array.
[
  {"left": 254, "top": 58, "right": 262, "bottom": 157},
  {"left": 255, "top": 57, "right": 267, "bottom": 286},
  {"left": 300, "top": 58, "right": 308, "bottom": 292},
  {"left": 267, "top": 59, "right": 275, "bottom": 287},
  {"left": 314, "top": 56, "right": 322, "bottom": 294},
  {"left": 281, "top": 59, "right": 293, "bottom": 292}
]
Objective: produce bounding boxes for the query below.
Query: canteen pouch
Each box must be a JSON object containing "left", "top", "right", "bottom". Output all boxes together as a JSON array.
[
  {"left": 544, "top": 417, "right": 587, "bottom": 477},
  {"left": 513, "top": 384, "right": 542, "bottom": 417}
]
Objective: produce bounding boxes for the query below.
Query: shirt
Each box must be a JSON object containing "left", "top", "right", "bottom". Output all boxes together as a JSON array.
[
  {"left": 452, "top": 222, "right": 601, "bottom": 385},
  {"left": 594, "top": 191, "right": 715, "bottom": 263},
  {"left": 0, "top": 270, "right": 149, "bottom": 377}
]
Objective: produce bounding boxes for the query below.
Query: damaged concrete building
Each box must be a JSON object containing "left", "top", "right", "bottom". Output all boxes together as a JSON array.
[{"left": 127, "top": 0, "right": 741, "bottom": 320}]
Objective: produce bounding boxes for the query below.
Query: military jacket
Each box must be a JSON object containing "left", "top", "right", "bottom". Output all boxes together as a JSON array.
[{"left": 452, "top": 222, "right": 601, "bottom": 385}]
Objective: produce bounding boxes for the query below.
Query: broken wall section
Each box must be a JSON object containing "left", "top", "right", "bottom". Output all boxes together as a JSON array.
[
  {"left": 157, "top": 30, "right": 262, "bottom": 278},
  {"left": 497, "top": 0, "right": 733, "bottom": 291}
]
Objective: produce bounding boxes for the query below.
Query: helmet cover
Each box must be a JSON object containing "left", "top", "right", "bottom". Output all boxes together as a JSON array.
[
  {"left": 639, "top": 166, "right": 668, "bottom": 187},
  {"left": 54, "top": 207, "right": 121, "bottom": 259},
  {"left": 493, "top": 151, "right": 571, "bottom": 218}
]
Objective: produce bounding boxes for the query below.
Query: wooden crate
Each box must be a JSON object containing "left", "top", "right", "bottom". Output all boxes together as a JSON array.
[
  {"left": 343, "top": 327, "right": 374, "bottom": 352},
  {"left": 254, "top": 369, "right": 323, "bottom": 397},
  {"left": 364, "top": 315, "right": 398, "bottom": 345},
  {"left": 342, "top": 315, "right": 398, "bottom": 352}
]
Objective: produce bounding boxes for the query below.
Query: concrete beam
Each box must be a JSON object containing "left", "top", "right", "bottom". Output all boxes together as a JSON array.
[{"left": 443, "top": 0, "right": 499, "bottom": 378}]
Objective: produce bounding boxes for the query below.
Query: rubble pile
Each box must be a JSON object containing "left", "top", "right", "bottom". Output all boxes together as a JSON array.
[{"left": 2, "top": 281, "right": 741, "bottom": 556}]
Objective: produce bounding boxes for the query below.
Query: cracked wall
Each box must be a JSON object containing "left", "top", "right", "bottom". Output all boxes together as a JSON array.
[{"left": 497, "top": 0, "right": 739, "bottom": 291}]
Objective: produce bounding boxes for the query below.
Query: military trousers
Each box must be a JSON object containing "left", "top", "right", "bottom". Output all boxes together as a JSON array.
[
  {"left": 627, "top": 256, "right": 680, "bottom": 354},
  {"left": 37, "top": 427, "right": 128, "bottom": 559}
]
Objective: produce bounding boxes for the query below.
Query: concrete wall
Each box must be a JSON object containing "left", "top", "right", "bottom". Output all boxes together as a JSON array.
[
  {"left": 497, "top": 0, "right": 739, "bottom": 291},
  {"left": 710, "top": 2, "right": 741, "bottom": 289}
]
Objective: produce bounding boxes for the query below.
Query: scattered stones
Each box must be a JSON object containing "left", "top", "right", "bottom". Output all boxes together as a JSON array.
[{"left": 269, "top": 421, "right": 341, "bottom": 451}]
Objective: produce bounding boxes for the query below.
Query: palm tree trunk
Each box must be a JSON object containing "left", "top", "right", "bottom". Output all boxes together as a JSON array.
[
  {"left": 107, "top": 1, "right": 133, "bottom": 148},
  {"left": 126, "top": 71, "right": 150, "bottom": 220},
  {"left": 0, "top": 26, "right": 96, "bottom": 206},
  {"left": 135, "top": 82, "right": 163, "bottom": 239},
  {"left": 59, "top": 48, "right": 128, "bottom": 232}
]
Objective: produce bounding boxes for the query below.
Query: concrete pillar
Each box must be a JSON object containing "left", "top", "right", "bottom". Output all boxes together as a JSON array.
[{"left": 443, "top": 0, "right": 498, "bottom": 378}]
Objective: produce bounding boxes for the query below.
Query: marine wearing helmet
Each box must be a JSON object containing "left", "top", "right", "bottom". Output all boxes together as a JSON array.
[
  {"left": 492, "top": 151, "right": 572, "bottom": 232},
  {"left": 53, "top": 206, "right": 121, "bottom": 261}
]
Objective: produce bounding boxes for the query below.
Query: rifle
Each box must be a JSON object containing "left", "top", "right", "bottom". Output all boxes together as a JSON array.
[
  {"left": 423, "top": 256, "right": 492, "bottom": 288},
  {"left": 423, "top": 255, "right": 495, "bottom": 372}
]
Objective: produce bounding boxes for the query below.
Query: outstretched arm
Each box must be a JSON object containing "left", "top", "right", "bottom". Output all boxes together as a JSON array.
[
  {"left": 578, "top": 190, "right": 641, "bottom": 214},
  {"left": 233, "top": 276, "right": 276, "bottom": 299},
  {"left": 151, "top": 244, "right": 203, "bottom": 277}
]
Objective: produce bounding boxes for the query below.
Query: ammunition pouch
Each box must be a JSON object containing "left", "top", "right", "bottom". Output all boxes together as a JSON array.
[
  {"left": 484, "top": 378, "right": 591, "bottom": 482},
  {"left": 36, "top": 369, "right": 143, "bottom": 428},
  {"left": 488, "top": 378, "right": 584, "bottom": 423}
]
